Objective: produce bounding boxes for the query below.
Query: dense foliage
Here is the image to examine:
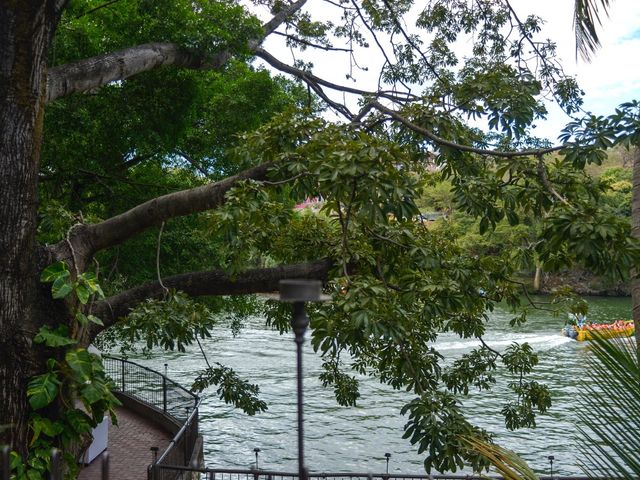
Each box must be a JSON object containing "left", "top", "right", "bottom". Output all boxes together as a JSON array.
[{"left": 2, "top": 0, "right": 640, "bottom": 477}]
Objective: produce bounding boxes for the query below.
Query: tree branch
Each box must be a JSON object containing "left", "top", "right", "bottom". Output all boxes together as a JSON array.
[
  {"left": 75, "top": 0, "right": 123, "bottom": 19},
  {"left": 536, "top": 155, "right": 570, "bottom": 205},
  {"left": 261, "top": 0, "right": 309, "bottom": 37},
  {"left": 47, "top": 0, "right": 309, "bottom": 103},
  {"left": 370, "top": 101, "right": 564, "bottom": 158},
  {"left": 49, "top": 163, "right": 272, "bottom": 261},
  {"left": 254, "top": 48, "right": 418, "bottom": 104},
  {"left": 272, "top": 31, "right": 353, "bottom": 53},
  {"left": 47, "top": 42, "right": 218, "bottom": 103},
  {"left": 90, "top": 258, "right": 333, "bottom": 335}
]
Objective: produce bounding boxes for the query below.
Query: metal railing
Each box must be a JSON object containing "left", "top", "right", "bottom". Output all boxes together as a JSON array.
[
  {"left": 0, "top": 356, "right": 201, "bottom": 480},
  {"left": 150, "top": 466, "right": 594, "bottom": 480},
  {"left": 102, "top": 355, "right": 202, "bottom": 480},
  {"left": 103, "top": 355, "right": 198, "bottom": 420},
  {"left": 149, "top": 398, "right": 201, "bottom": 480},
  {"left": 0, "top": 357, "right": 625, "bottom": 480}
]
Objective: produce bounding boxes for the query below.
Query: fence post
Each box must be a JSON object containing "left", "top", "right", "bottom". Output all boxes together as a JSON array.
[
  {"left": 162, "top": 375, "right": 167, "bottom": 414},
  {"left": 121, "top": 358, "right": 126, "bottom": 391},
  {"left": 50, "top": 448, "right": 62, "bottom": 480},
  {"left": 149, "top": 447, "right": 159, "bottom": 480},
  {"left": 101, "top": 451, "right": 110, "bottom": 480},
  {"left": 1, "top": 445, "right": 9, "bottom": 480}
]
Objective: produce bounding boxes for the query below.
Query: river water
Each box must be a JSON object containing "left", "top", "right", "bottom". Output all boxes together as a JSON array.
[{"left": 129, "top": 296, "right": 632, "bottom": 476}]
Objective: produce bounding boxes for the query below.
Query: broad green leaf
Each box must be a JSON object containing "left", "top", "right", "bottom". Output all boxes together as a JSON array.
[
  {"left": 75, "top": 283, "right": 91, "bottom": 304},
  {"left": 81, "top": 382, "right": 106, "bottom": 405},
  {"left": 76, "top": 312, "right": 89, "bottom": 326},
  {"left": 30, "top": 414, "right": 64, "bottom": 445},
  {"left": 33, "top": 325, "right": 76, "bottom": 347},
  {"left": 87, "top": 315, "right": 104, "bottom": 326},
  {"left": 65, "top": 349, "right": 94, "bottom": 383},
  {"left": 51, "top": 276, "right": 73, "bottom": 299},
  {"left": 27, "top": 373, "right": 61, "bottom": 410},
  {"left": 64, "top": 409, "right": 95, "bottom": 434},
  {"left": 40, "top": 261, "right": 69, "bottom": 283}
]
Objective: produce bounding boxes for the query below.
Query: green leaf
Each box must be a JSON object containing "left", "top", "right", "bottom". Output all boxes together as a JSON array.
[
  {"left": 27, "top": 373, "right": 61, "bottom": 410},
  {"left": 76, "top": 312, "right": 89, "bottom": 326},
  {"left": 51, "top": 276, "right": 73, "bottom": 299},
  {"left": 65, "top": 349, "right": 94, "bottom": 383},
  {"left": 87, "top": 315, "right": 104, "bottom": 326},
  {"left": 27, "top": 469, "right": 42, "bottom": 480},
  {"left": 64, "top": 409, "right": 95, "bottom": 435},
  {"left": 40, "top": 261, "right": 69, "bottom": 283},
  {"left": 75, "top": 283, "right": 91, "bottom": 304},
  {"left": 81, "top": 382, "right": 106, "bottom": 405},
  {"left": 33, "top": 325, "right": 76, "bottom": 347},
  {"left": 30, "top": 414, "right": 64, "bottom": 445}
]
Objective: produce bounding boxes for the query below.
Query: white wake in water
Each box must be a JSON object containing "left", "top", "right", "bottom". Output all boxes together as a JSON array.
[{"left": 436, "top": 333, "right": 573, "bottom": 352}]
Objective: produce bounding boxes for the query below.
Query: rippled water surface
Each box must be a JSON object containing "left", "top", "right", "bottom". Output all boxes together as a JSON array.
[{"left": 130, "top": 296, "right": 632, "bottom": 476}]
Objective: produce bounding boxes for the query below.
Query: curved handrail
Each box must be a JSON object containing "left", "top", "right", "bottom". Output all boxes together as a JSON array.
[
  {"left": 154, "top": 397, "right": 201, "bottom": 466},
  {"left": 101, "top": 355, "right": 202, "bottom": 477},
  {"left": 103, "top": 354, "right": 197, "bottom": 402}
]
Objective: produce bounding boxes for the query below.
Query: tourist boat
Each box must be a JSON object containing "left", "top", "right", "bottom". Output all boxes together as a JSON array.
[{"left": 562, "top": 320, "right": 635, "bottom": 341}]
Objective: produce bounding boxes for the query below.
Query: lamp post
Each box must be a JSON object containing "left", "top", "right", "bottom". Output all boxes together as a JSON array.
[
  {"left": 279, "top": 279, "right": 329, "bottom": 480},
  {"left": 254, "top": 447, "right": 261, "bottom": 469}
]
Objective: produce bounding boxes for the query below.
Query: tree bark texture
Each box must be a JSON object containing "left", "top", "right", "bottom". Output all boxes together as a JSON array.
[
  {"left": 91, "top": 258, "right": 333, "bottom": 336},
  {"left": 0, "top": 0, "right": 312, "bottom": 459},
  {"left": 0, "top": 1, "right": 59, "bottom": 455},
  {"left": 46, "top": 43, "right": 223, "bottom": 103},
  {"left": 48, "top": 163, "right": 272, "bottom": 264},
  {"left": 45, "top": 0, "right": 311, "bottom": 104}
]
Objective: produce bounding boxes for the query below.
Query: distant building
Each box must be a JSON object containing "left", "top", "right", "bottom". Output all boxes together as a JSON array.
[{"left": 294, "top": 197, "right": 323, "bottom": 211}]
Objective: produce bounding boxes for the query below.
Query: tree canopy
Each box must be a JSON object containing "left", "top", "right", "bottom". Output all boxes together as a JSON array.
[{"left": 1, "top": 0, "right": 639, "bottom": 477}]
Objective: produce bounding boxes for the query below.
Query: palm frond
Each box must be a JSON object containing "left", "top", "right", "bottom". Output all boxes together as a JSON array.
[
  {"left": 576, "top": 335, "right": 640, "bottom": 478},
  {"left": 460, "top": 436, "right": 540, "bottom": 480},
  {"left": 574, "top": 0, "right": 613, "bottom": 61}
]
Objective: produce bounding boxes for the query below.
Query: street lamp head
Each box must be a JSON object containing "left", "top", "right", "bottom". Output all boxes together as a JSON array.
[{"left": 279, "top": 279, "right": 331, "bottom": 303}]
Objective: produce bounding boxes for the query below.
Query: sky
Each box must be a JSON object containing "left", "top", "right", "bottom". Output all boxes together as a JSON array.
[
  {"left": 513, "top": 0, "right": 640, "bottom": 140},
  {"left": 259, "top": 0, "right": 640, "bottom": 143}
]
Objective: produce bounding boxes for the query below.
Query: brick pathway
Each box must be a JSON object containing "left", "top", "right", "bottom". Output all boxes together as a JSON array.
[{"left": 78, "top": 406, "right": 172, "bottom": 480}]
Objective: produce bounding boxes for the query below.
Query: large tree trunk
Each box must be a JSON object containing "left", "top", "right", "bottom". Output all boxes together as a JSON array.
[
  {"left": 631, "top": 146, "right": 640, "bottom": 349},
  {"left": 0, "top": 1, "right": 58, "bottom": 457}
]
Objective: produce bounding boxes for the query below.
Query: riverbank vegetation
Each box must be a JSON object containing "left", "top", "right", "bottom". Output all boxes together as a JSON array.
[
  {"left": 416, "top": 145, "right": 634, "bottom": 296},
  {"left": 1, "top": 0, "right": 640, "bottom": 478}
]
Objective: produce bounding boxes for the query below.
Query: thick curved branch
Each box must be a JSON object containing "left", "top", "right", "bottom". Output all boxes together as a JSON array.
[
  {"left": 47, "top": 0, "right": 309, "bottom": 102},
  {"left": 262, "top": 0, "right": 309, "bottom": 37},
  {"left": 55, "top": 0, "right": 70, "bottom": 15},
  {"left": 46, "top": 42, "right": 217, "bottom": 103},
  {"left": 49, "top": 163, "right": 271, "bottom": 262},
  {"left": 90, "top": 258, "right": 333, "bottom": 335}
]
